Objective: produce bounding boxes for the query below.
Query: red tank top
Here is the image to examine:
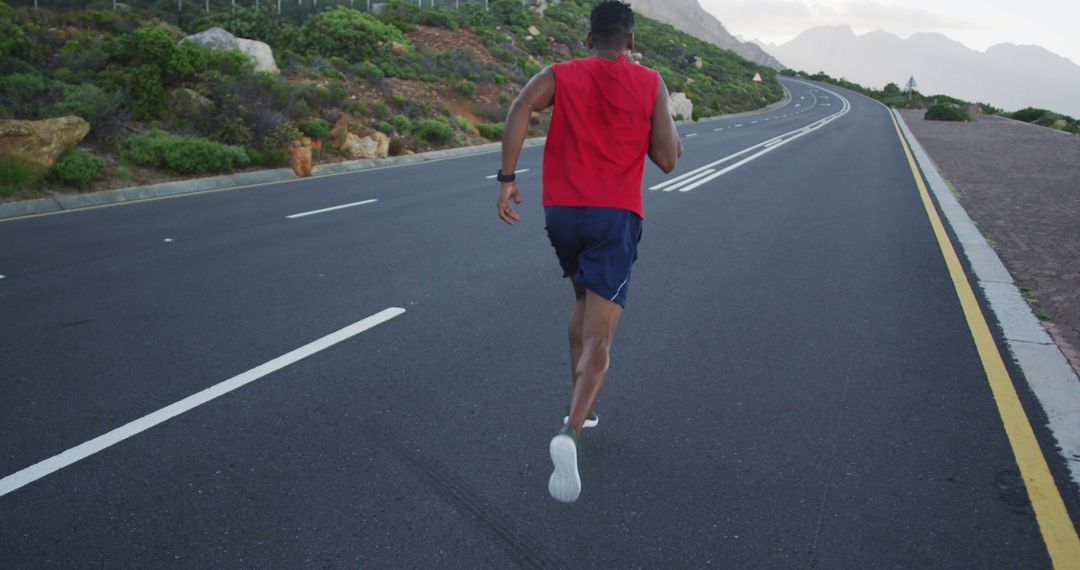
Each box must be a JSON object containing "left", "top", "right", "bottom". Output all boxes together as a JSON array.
[{"left": 543, "top": 55, "right": 659, "bottom": 218}]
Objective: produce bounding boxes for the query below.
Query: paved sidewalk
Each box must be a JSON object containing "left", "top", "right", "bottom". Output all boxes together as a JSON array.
[{"left": 899, "top": 110, "right": 1080, "bottom": 376}]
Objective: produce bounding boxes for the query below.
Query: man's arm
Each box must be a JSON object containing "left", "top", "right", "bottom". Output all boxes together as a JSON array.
[
  {"left": 648, "top": 75, "right": 683, "bottom": 174},
  {"left": 498, "top": 66, "right": 555, "bottom": 225}
]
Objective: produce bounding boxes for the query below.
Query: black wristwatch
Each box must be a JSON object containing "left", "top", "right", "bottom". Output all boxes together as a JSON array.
[{"left": 496, "top": 169, "right": 516, "bottom": 183}]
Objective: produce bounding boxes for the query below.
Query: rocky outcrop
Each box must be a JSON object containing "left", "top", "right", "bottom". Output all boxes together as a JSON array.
[
  {"left": 182, "top": 27, "right": 279, "bottom": 74},
  {"left": 340, "top": 131, "right": 390, "bottom": 160},
  {"left": 329, "top": 117, "right": 391, "bottom": 160},
  {"left": 0, "top": 116, "right": 91, "bottom": 169},
  {"left": 668, "top": 92, "right": 693, "bottom": 120}
]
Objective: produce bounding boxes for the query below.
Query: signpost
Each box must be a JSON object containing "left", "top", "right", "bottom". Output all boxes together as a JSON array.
[
  {"left": 752, "top": 72, "right": 763, "bottom": 83},
  {"left": 906, "top": 76, "right": 918, "bottom": 101}
]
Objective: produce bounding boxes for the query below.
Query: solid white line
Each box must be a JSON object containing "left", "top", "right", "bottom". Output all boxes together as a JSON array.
[
  {"left": 484, "top": 168, "right": 530, "bottom": 180},
  {"left": 661, "top": 169, "right": 716, "bottom": 191},
  {"left": 677, "top": 84, "right": 850, "bottom": 193},
  {"left": 651, "top": 87, "right": 849, "bottom": 193},
  {"left": 0, "top": 307, "right": 406, "bottom": 498},
  {"left": 286, "top": 199, "right": 377, "bottom": 219},
  {"left": 764, "top": 138, "right": 785, "bottom": 148}
]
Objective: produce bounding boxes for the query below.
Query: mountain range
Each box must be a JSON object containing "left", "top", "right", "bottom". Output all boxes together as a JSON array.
[
  {"left": 764, "top": 25, "right": 1080, "bottom": 116},
  {"left": 630, "top": 0, "right": 783, "bottom": 69}
]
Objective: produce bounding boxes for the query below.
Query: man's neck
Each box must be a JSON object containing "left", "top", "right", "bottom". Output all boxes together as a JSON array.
[{"left": 592, "top": 48, "right": 626, "bottom": 61}]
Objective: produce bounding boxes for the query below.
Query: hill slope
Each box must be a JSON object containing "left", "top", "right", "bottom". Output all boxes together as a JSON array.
[
  {"left": 0, "top": 0, "right": 780, "bottom": 197},
  {"left": 631, "top": 0, "right": 783, "bottom": 69}
]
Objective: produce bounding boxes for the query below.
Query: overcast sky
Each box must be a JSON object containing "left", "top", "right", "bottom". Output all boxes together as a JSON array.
[{"left": 699, "top": 0, "right": 1080, "bottom": 65}]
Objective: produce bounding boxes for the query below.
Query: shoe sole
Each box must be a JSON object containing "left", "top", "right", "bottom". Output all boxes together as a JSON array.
[
  {"left": 562, "top": 416, "right": 599, "bottom": 428},
  {"left": 548, "top": 434, "right": 581, "bottom": 503}
]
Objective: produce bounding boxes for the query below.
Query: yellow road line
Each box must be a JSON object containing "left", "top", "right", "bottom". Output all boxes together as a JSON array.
[{"left": 889, "top": 110, "right": 1080, "bottom": 569}]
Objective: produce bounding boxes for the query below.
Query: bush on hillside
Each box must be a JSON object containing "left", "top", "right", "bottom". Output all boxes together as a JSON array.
[
  {"left": 490, "top": 0, "right": 532, "bottom": 28},
  {"left": 298, "top": 118, "right": 331, "bottom": 139},
  {"left": 476, "top": 122, "right": 504, "bottom": 140},
  {"left": 0, "top": 1, "right": 31, "bottom": 63},
  {"left": 1009, "top": 107, "right": 1049, "bottom": 123},
  {"left": 121, "top": 129, "right": 250, "bottom": 175},
  {"left": 299, "top": 7, "right": 407, "bottom": 63},
  {"left": 925, "top": 104, "right": 970, "bottom": 122},
  {"left": 390, "top": 115, "right": 413, "bottom": 134},
  {"left": 0, "top": 156, "right": 39, "bottom": 196},
  {"left": 0, "top": 72, "right": 52, "bottom": 118},
  {"left": 414, "top": 119, "right": 454, "bottom": 145},
  {"left": 53, "top": 83, "right": 122, "bottom": 129},
  {"left": 50, "top": 150, "right": 106, "bottom": 188}
]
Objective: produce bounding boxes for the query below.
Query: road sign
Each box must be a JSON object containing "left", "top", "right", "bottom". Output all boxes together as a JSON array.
[{"left": 752, "top": 72, "right": 763, "bottom": 83}]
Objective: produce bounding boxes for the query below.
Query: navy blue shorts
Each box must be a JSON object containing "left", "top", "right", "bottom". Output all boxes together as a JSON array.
[{"left": 544, "top": 206, "right": 643, "bottom": 307}]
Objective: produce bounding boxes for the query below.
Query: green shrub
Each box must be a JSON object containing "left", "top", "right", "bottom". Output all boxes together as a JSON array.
[
  {"left": 298, "top": 118, "right": 331, "bottom": 139},
  {"left": 299, "top": 7, "right": 407, "bottom": 62},
  {"left": 491, "top": 71, "right": 509, "bottom": 84},
  {"left": 262, "top": 122, "right": 303, "bottom": 152},
  {"left": 0, "top": 1, "right": 31, "bottom": 62},
  {"left": 925, "top": 104, "right": 970, "bottom": 122},
  {"left": 124, "top": 64, "right": 167, "bottom": 120},
  {"left": 414, "top": 119, "right": 454, "bottom": 145},
  {"left": 391, "top": 94, "right": 407, "bottom": 106},
  {"left": 168, "top": 41, "right": 210, "bottom": 83},
  {"left": 356, "top": 61, "right": 384, "bottom": 81},
  {"left": 377, "top": 121, "right": 395, "bottom": 135},
  {"left": 490, "top": 0, "right": 532, "bottom": 27},
  {"left": 116, "top": 25, "right": 176, "bottom": 71},
  {"left": 121, "top": 129, "right": 251, "bottom": 175},
  {"left": 373, "top": 102, "right": 391, "bottom": 120},
  {"left": 0, "top": 72, "right": 50, "bottom": 118},
  {"left": 56, "top": 32, "right": 113, "bottom": 76},
  {"left": 456, "top": 80, "right": 476, "bottom": 98},
  {"left": 1010, "top": 107, "right": 1049, "bottom": 123},
  {"left": 476, "top": 122, "right": 504, "bottom": 140},
  {"left": 204, "top": 47, "right": 255, "bottom": 77},
  {"left": 0, "top": 156, "right": 39, "bottom": 196},
  {"left": 50, "top": 150, "right": 106, "bottom": 188},
  {"left": 54, "top": 84, "right": 121, "bottom": 128},
  {"left": 390, "top": 114, "right": 413, "bottom": 134},
  {"left": 210, "top": 116, "right": 254, "bottom": 146},
  {"left": 451, "top": 116, "right": 470, "bottom": 131},
  {"left": 459, "top": 4, "right": 494, "bottom": 27}
]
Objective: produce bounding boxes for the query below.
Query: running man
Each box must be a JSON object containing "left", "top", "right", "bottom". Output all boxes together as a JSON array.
[{"left": 496, "top": 1, "right": 683, "bottom": 502}]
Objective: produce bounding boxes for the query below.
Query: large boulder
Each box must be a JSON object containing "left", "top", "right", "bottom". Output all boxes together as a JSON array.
[
  {"left": 0, "top": 116, "right": 91, "bottom": 169},
  {"left": 340, "top": 131, "right": 390, "bottom": 160},
  {"left": 182, "top": 27, "right": 278, "bottom": 74},
  {"left": 668, "top": 92, "right": 693, "bottom": 120}
]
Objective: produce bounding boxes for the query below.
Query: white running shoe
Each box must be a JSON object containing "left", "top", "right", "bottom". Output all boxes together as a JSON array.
[{"left": 548, "top": 426, "right": 581, "bottom": 503}]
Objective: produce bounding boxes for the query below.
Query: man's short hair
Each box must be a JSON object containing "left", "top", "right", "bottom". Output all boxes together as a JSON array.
[{"left": 590, "top": 1, "right": 635, "bottom": 48}]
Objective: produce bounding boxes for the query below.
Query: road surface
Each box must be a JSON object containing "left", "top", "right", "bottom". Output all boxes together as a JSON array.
[{"left": 1, "top": 78, "right": 1077, "bottom": 568}]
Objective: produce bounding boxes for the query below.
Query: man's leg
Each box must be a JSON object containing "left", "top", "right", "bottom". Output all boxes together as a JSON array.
[
  {"left": 566, "top": 289, "right": 623, "bottom": 436},
  {"left": 568, "top": 282, "right": 587, "bottom": 384}
]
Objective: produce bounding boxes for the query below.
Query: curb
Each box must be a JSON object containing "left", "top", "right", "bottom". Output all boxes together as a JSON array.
[
  {"left": 0, "top": 137, "right": 547, "bottom": 222},
  {"left": 894, "top": 110, "right": 1080, "bottom": 489}
]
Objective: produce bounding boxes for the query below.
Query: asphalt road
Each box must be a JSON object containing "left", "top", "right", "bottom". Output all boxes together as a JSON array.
[{"left": 1, "top": 78, "right": 1077, "bottom": 568}]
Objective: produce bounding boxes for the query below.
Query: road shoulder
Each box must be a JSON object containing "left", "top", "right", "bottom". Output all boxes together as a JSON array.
[{"left": 894, "top": 110, "right": 1080, "bottom": 493}]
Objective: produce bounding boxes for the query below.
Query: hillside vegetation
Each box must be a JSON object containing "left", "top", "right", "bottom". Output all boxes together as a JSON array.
[{"left": 0, "top": 0, "right": 781, "bottom": 198}]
